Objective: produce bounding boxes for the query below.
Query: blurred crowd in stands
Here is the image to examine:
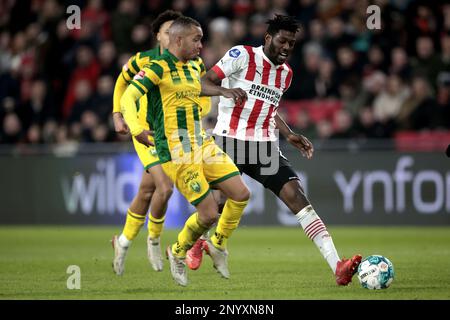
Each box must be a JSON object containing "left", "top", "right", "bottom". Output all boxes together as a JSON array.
[{"left": 0, "top": 0, "right": 449, "bottom": 148}]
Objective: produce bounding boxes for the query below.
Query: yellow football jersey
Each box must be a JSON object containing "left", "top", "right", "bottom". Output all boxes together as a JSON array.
[
  {"left": 116, "top": 46, "right": 162, "bottom": 130},
  {"left": 130, "top": 50, "right": 209, "bottom": 163}
]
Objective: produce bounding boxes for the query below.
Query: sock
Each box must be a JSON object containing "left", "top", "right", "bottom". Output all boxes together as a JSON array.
[
  {"left": 295, "top": 205, "right": 340, "bottom": 273},
  {"left": 121, "top": 209, "right": 145, "bottom": 245},
  {"left": 172, "top": 212, "right": 209, "bottom": 258},
  {"left": 118, "top": 234, "right": 131, "bottom": 248},
  {"left": 211, "top": 198, "right": 248, "bottom": 250},
  {"left": 147, "top": 213, "right": 165, "bottom": 239}
]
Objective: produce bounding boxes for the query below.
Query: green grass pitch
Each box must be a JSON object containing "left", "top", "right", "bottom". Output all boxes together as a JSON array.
[{"left": 1, "top": 226, "right": 449, "bottom": 300}]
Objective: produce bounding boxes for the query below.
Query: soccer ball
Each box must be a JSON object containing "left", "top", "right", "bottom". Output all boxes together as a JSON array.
[{"left": 357, "top": 255, "right": 395, "bottom": 290}]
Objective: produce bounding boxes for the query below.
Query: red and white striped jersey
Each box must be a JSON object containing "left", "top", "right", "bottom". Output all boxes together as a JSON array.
[{"left": 211, "top": 45, "right": 293, "bottom": 141}]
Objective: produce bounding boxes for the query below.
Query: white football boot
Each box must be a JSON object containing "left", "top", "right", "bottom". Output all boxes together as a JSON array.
[
  {"left": 204, "top": 239, "right": 230, "bottom": 279},
  {"left": 112, "top": 235, "right": 128, "bottom": 276},
  {"left": 147, "top": 236, "right": 163, "bottom": 271},
  {"left": 166, "top": 246, "right": 188, "bottom": 286}
]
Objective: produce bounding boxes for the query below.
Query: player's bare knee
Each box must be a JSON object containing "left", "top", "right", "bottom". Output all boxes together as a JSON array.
[
  {"left": 138, "top": 185, "right": 155, "bottom": 202},
  {"left": 205, "top": 214, "right": 219, "bottom": 227},
  {"left": 199, "top": 211, "right": 218, "bottom": 227},
  {"left": 231, "top": 187, "right": 251, "bottom": 202},
  {"left": 282, "top": 184, "right": 309, "bottom": 213},
  {"left": 156, "top": 183, "right": 173, "bottom": 201}
]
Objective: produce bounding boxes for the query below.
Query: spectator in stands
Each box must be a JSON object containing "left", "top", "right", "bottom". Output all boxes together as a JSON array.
[
  {"left": 111, "top": 0, "right": 139, "bottom": 54},
  {"left": 410, "top": 36, "right": 440, "bottom": 87},
  {"left": 2, "top": 112, "right": 22, "bottom": 144},
  {"left": 229, "top": 18, "right": 248, "bottom": 44},
  {"left": 91, "top": 124, "right": 110, "bottom": 143},
  {"left": 373, "top": 74, "right": 410, "bottom": 124},
  {"left": 288, "top": 42, "right": 321, "bottom": 99},
  {"left": 185, "top": 0, "right": 213, "bottom": 28},
  {"left": 0, "top": 31, "right": 12, "bottom": 74},
  {"left": 338, "top": 79, "right": 370, "bottom": 117},
  {"left": 52, "top": 124, "right": 79, "bottom": 156},
  {"left": 67, "top": 79, "right": 94, "bottom": 125},
  {"left": 335, "top": 45, "right": 361, "bottom": 85},
  {"left": 92, "top": 75, "right": 114, "bottom": 123},
  {"left": 315, "top": 119, "right": 334, "bottom": 149},
  {"left": 18, "top": 79, "right": 55, "bottom": 131},
  {"left": 98, "top": 41, "right": 119, "bottom": 77},
  {"left": 362, "top": 70, "right": 386, "bottom": 103},
  {"left": 389, "top": 47, "right": 412, "bottom": 81},
  {"left": 323, "top": 17, "right": 354, "bottom": 60},
  {"left": 294, "top": 0, "right": 317, "bottom": 28},
  {"left": 397, "top": 76, "right": 437, "bottom": 130},
  {"left": 330, "top": 109, "right": 356, "bottom": 139},
  {"left": 211, "top": 0, "right": 234, "bottom": 20},
  {"left": 271, "top": 0, "right": 290, "bottom": 16},
  {"left": 200, "top": 17, "right": 232, "bottom": 67},
  {"left": 80, "top": 0, "right": 111, "bottom": 41},
  {"left": 42, "top": 20, "right": 75, "bottom": 113},
  {"left": 41, "top": 120, "right": 58, "bottom": 144},
  {"left": 26, "top": 124, "right": 41, "bottom": 144},
  {"left": 308, "top": 19, "right": 326, "bottom": 47},
  {"left": 353, "top": 106, "right": 388, "bottom": 139},
  {"left": 364, "top": 45, "right": 388, "bottom": 76},
  {"left": 316, "top": 56, "right": 339, "bottom": 98},
  {"left": 443, "top": 4, "right": 450, "bottom": 32},
  {"left": 63, "top": 45, "right": 100, "bottom": 119},
  {"left": 244, "top": 13, "right": 267, "bottom": 46},
  {"left": 436, "top": 32, "right": 450, "bottom": 85},
  {"left": 293, "top": 109, "right": 317, "bottom": 140},
  {"left": 432, "top": 77, "right": 450, "bottom": 129},
  {"left": 349, "top": 9, "right": 372, "bottom": 54},
  {"left": 79, "top": 110, "right": 99, "bottom": 142},
  {"left": 130, "top": 24, "right": 152, "bottom": 53}
]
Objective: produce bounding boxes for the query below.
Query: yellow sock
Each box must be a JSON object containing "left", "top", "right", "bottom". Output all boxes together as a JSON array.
[
  {"left": 172, "top": 212, "right": 208, "bottom": 258},
  {"left": 148, "top": 213, "right": 165, "bottom": 239},
  {"left": 211, "top": 199, "right": 248, "bottom": 250},
  {"left": 122, "top": 210, "right": 145, "bottom": 241}
]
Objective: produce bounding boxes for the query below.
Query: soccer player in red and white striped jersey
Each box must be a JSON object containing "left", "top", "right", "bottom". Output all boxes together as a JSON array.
[
  {"left": 190, "top": 15, "right": 362, "bottom": 286},
  {"left": 210, "top": 43, "right": 293, "bottom": 141}
]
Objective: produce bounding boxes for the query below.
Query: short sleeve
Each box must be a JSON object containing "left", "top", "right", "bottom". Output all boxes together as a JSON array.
[{"left": 121, "top": 53, "right": 139, "bottom": 82}]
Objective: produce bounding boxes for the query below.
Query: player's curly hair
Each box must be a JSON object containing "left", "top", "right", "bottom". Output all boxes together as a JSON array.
[
  {"left": 266, "top": 14, "right": 301, "bottom": 35},
  {"left": 151, "top": 10, "right": 183, "bottom": 37}
]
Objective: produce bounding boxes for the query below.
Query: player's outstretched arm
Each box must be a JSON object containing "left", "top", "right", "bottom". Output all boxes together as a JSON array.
[
  {"left": 275, "top": 113, "right": 314, "bottom": 159},
  {"left": 113, "top": 54, "right": 141, "bottom": 134},
  {"left": 201, "top": 70, "right": 247, "bottom": 104},
  {"left": 120, "top": 85, "right": 154, "bottom": 147},
  {"left": 112, "top": 75, "right": 130, "bottom": 134}
]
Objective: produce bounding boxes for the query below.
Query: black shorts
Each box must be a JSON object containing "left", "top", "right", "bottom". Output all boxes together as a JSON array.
[{"left": 214, "top": 135, "right": 300, "bottom": 196}]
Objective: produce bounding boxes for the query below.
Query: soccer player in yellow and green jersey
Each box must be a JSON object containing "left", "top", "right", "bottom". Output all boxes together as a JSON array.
[
  {"left": 121, "top": 16, "right": 250, "bottom": 286},
  {"left": 111, "top": 10, "right": 183, "bottom": 276}
]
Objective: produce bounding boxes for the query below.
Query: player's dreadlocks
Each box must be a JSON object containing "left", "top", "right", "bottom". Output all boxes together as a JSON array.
[
  {"left": 266, "top": 14, "right": 300, "bottom": 36},
  {"left": 151, "top": 10, "right": 183, "bottom": 37}
]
